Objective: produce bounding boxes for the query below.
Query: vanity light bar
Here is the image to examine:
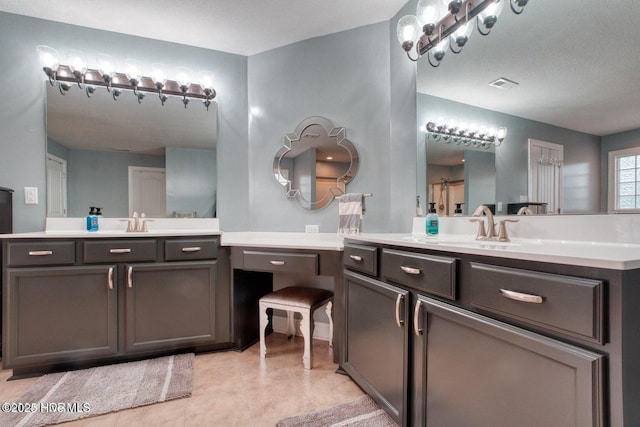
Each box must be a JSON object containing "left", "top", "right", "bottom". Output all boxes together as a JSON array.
[
  {"left": 37, "top": 46, "right": 216, "bottom": 110},
  {"left": 426, "top": 119, "right": 507, "bottom": 147}
]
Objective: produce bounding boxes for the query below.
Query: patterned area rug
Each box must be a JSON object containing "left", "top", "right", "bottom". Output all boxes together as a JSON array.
[
  {"left": 276, "top": 395, "right": 399, "bottom": 427},
  {"left": 0, "top": 353, "right": 194, "bottom": 427}
]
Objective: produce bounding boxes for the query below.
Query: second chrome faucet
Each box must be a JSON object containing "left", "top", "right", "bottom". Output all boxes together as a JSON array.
[{"left": 470, "top": 205, "right": 518, "bottom": 242}]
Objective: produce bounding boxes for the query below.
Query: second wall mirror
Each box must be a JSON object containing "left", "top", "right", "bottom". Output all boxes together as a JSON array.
[{"left": 273, "top": 116, "right": 359, "bottom": 210}]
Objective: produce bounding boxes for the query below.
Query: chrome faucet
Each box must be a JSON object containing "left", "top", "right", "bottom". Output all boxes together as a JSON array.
[
  {"left": 120, "top": 212, "right": 152, "bottom": 232},
  {"left": 471, "top": 205, "right": 497, "bottom": 240}
]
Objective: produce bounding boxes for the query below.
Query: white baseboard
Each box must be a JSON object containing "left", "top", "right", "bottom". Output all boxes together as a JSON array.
[{"left": 271, "top": 315, "right": 332, "bottom": 342}]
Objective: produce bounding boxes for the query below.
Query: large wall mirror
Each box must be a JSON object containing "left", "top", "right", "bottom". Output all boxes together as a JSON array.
[
  {"left": 417, "top": 0, "right": 640, "bottom": 216},
  {"left": 273, "top": 116, "right": 359, "bottom": 210},
  {"left": 46, "top": 83, "right": 217, "bottom": 218}
]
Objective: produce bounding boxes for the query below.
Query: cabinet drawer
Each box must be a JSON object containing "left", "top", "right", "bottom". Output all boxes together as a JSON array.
[
  {"left": 243, "top": 250, "right": 318, "bottom": 275},
  {"left": 343, "top": 244, "right": 378, "bottom": 276},
  {"left": 6, "top": 241, "right": 75, "bottom": 266},
  {"left": 381, "top": 249, "right": 457, "bottom": 300},
  {"left": 165, "top": 238, "right": 218, "bottom": 261},
  {"left": 84, "top": 239, "right": 157, "bottom": 263},
  {"left": 469, "top": 262, "right": 604, "bottom": 344}
]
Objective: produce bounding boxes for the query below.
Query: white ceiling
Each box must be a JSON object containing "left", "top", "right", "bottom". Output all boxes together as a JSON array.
[{"left": 0, "top": 0, "right": 408, "bottom": 56}]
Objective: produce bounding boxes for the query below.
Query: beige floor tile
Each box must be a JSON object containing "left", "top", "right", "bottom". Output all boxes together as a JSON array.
[{"left": 0, "top": 333, "right": 364, "bottom": 426}]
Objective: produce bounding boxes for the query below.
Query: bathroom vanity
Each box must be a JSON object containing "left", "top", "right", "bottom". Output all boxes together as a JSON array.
[
  {"left": 1, "top": 221, "right": 230, "bottom": 377},
  {"left": 340, "top": 234, "right": 640, "bottom": 427}
]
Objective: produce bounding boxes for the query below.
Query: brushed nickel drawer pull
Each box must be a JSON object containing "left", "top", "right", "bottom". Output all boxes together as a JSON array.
[
  {"left": 401, "top": 265, "right": 421, "bottom": 275},
  {"left": 127, "top": 266, "right": 133, "bottom": 288},
  {"left": 413, "top": 300, "right": 424, "bottom": 336},
  {"left": 269, "top": 260, "right": 286, "bottom": 266},
  {"left": 181, "top": 246, "right": 202, "bottom": 253},
  {"left": 110, "top": 248, "right": 132, "bottom": 254},
  {"left": 349, "top": 255, "right": 363, "bottom": 262},
  {"left": 108, "top": 267, "right": 114, "bottom": 290},
  {"left": 395, "top": 294, "right": 404, "bottom": 328},
  {"left": 500, "top": 288, "right": 544, "bottom": 304},
  {"left": 28, "top": 250, "right": 53, "bottom": 256}
]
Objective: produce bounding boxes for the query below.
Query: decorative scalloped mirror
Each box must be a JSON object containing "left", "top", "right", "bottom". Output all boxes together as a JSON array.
[{"left": 273, "top": 116, "right": 359, "bottom": 210}]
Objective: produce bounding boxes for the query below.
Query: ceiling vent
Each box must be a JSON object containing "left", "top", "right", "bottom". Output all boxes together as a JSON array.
[{"left": 489, "top": 77, "right": 519, "bottom": 89}]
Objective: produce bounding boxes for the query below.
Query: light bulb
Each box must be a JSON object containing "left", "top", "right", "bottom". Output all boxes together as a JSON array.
[
  {"left": 67, "top": 49, "right": 87, "bottom": 74},
  {"left": 176, "top": 66, "right": 192, "bottom": 89},
  {"left": 396, "top": 15, "right": 422, "bottom": 47},
  {"left": 198, "top": 70, "right": 215, "bottom": 91},
  {"left": 497, "top": 127, "right": 508, "bottom": 140},
  {"left": 480, "top": 0, "right": 506, "bottom": 20},
  {"left": 150, "top": 63, "right": 168, "bottom": 85},
  {"left": 36, "top": 45, "right": 59, "bottom": 70},
  {"left": 124, "top": 58, "right": 143, "bottom": 82},
  {"left": 96, "top": 53, "right": 116, "bottom": 77},
  {"left": 417, "top": 0, "right": 446, "bottom": 27}
]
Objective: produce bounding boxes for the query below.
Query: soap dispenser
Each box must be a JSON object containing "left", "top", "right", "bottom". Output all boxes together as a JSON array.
[
  {"left": 86, "top": 207, "right": 98, "bottom": 232},
  {"left": 426, "top": 202, "right": 439, "bottom": 236}
]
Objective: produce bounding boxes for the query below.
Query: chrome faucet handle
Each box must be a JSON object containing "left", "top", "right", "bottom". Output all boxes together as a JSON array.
[
  {"left": 120, "top": 219, "right": 135, "bottom": 232},
  {"left": 141, "top": 219, "right": 153, "bottom": 232},
  {"left": 469, "top": 219, "right": 487, "bottom": 240},
  {"left": 498, "top": 219, "right": 519, "bottom": 242}
]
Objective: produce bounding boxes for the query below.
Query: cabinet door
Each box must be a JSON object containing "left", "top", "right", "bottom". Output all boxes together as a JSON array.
[
  {"left": 5, "top": 265, "right": 118, "bottom": 369},
  {"left": 125, "top": 261, "right": 217, "bottom": 353},
  {"left": 413, "top": 296, "right": 604, "bottom": 427},
  {"left": 343, "top": 270, "right": 409, "bottom": 426}
]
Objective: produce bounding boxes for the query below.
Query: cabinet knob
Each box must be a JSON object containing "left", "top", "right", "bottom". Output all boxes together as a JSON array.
[
  {"left": 269, "top": 260, "right": 286, "bottom": 266},
  {"left": 108, "top": 267, "right": 114, "bottom": 290},
  {"left": 110, "top": 248, "right": 132, "bottom": 254},
  {"left": 413, "top": 300, "right": 424, "bottom": 336},
  {"left": 349, "top": 255, "right": 363, "bottom": 262},
  {"left": 181, "top": 247, "right": 202, "bottom": 253},
  {"left": 127, "top": 266, "right": 133, "bottom": 288}
]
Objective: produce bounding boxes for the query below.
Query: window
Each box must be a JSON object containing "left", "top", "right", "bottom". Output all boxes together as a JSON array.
[{"left": 608, "top": 147, "right": 640, "bottom": 213}]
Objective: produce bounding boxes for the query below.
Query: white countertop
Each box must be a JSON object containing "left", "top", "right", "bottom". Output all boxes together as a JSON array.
[
  {"left": 220, "top": 232, "right": 344, "bottom": 251},
  {"left": 345, "top": 233, "right": 640, "bottom": 270},
  {"left": 0, "top": 217, "right": 221, "bottom": 239}
]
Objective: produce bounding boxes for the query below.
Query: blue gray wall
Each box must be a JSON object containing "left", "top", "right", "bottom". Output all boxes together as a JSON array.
[
  {"left": 66, "top": 150, "right": 164, "bottom": 217},
  {"left": 417, "top": 93, "right": 603, "bottom": 214},
  {"left": 166, "top": 147, "right": 217, "bottom": 217},
  {"left": 247, "top": 18, "right": 416, "bottom": 233},
  {"left": 0, "top": 11, "right": 247, "bottom": 232}
]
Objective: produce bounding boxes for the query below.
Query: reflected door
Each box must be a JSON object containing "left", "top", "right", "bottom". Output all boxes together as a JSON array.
[
  {"left": 128, "top": 166, "right": 166, "bottom": 217},
  {"left": 528, "top": 140, "right": 563, "bottom": 214},
  {"left": 46, "top": 154, "right": 67, "bottom": 217}
]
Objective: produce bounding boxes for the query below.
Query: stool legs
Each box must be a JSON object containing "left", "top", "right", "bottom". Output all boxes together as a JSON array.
[
  {"left": 300, "top": 308, "right": 313, "bottom": 370},
  {"left": 259, "top": 302, "right": 268, "bottom": 359},
  {"left": 286, "top": 311, "right": 296, "bottom": 339},
  {"left": 326, "top": 301, "right": 333, "bottom": 348}
]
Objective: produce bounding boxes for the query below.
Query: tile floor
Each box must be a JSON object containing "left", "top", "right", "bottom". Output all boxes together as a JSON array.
[{"left": 0, "top": 334, "right": 364, "bottom": 426}]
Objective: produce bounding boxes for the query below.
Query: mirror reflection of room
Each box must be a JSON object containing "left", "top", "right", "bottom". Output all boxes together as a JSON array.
[{"left": 45, "top": 83, "right": 217, "bottom": 218}]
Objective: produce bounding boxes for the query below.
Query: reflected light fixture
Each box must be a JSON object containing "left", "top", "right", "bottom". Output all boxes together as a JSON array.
[
  {"left": 426, "top": 118, "right": 507, "bottom": 147},
  {"left": 397, "top": 0, "right": 529, "bottom": 66},
  {"left": 36, "top": 46, "right": 217, "bottom": 110}
]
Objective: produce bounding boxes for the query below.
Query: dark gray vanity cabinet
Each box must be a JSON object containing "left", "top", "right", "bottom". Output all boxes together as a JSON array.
[
  {"left": 413, "top": 296, "right": 604, "bottom": 427},
  {"left": 2, "top": 235, "right": 230, "bottom": 376},
  {"left": 342, "top": 240, "right": 612, "bottom": 427},
  {"left": 4, "top": 265, "right": 118, "bottom": 369},
  {"left": 124, "top": 261, "right": 218, "bottom": 354},
  {"left": 342, "top": 270, "right": 409, "bottom": 426}
]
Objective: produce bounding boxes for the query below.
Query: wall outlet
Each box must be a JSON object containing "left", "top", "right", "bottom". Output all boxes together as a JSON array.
[
  {"left": 24, "top": 187, "right": 38, "bottom": 205},
  {"left": 305, "top": 224, "right": 319, "bottom": 233},
  {"left": 497, "top": 202, "right": 503, "bottom": 212}
]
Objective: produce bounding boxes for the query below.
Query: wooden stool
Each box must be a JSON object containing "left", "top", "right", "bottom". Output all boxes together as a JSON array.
[{"left": 259, "top": 286, "right": 334, "bottom": 369}]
